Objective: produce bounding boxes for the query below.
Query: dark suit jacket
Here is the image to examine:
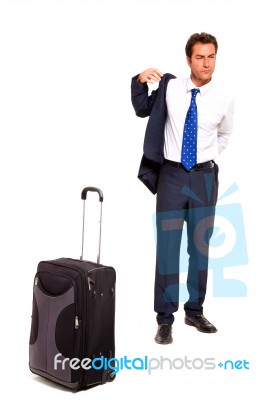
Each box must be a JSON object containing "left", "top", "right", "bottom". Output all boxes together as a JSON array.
[{"left": 131, "top": 73, "right": 176, "bottom": 194}]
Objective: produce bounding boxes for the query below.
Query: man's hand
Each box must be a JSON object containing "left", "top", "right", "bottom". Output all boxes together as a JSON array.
[{"left": 137, "top": 68, "right": 164, "bottom": 84}]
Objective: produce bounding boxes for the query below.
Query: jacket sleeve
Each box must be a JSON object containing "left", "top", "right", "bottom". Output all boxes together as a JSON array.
[{"left": 131, "top": 74, "right": 158, "bottom": 118}]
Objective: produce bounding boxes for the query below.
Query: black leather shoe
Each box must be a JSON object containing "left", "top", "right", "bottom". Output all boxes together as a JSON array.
[
  {"left": 155, "top": 324, "right": 173, "bottom": 344},
  {"left": 185, "top": 315, "right": 217, "bottom": 333}
]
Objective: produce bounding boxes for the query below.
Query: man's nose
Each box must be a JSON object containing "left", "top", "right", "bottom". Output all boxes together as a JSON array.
[{"left": 203, "top": 58, "right": 209, "bottom": 68}]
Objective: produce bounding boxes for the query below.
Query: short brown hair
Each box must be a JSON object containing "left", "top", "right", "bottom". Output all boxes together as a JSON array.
[{"left": 185, "top": 32, "right": 218, "bottom": 58}]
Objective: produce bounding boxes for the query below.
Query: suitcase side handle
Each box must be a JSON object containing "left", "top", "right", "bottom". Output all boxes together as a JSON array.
[
  {"left": 81, "top": 187, "right": 103, "bottom": 202},
  {"left": 80, "top": 187, "right": 103, "bottom": 263}
]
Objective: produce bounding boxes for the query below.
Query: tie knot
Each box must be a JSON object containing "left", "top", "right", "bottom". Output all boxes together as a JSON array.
[{"left": 191, "top": 88, "right": 200, "bottom": 97}]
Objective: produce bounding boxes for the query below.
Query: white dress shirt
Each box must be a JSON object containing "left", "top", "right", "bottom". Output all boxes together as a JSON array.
[{"left": 163, "top": 77, "right": 234, "bottom": 163}]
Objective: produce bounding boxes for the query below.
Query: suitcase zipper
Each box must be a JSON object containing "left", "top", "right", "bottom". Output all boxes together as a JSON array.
[{"left": 87, "top": 277, "right": 95, "bottom": 291}]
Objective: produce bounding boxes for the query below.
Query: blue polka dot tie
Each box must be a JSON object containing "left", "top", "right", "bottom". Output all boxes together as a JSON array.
[{"left": 181, "top": 88, "right": 200, "bottom": 170}]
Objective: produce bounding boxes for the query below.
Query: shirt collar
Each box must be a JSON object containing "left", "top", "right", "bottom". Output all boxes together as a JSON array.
[{"left": 186, "top": 77, "right": 213, "bottom": 96}]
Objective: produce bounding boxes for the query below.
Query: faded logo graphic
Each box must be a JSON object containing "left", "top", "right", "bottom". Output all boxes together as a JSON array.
[{"left": 154, "top": 181, "right": 248, "bottom": 301}]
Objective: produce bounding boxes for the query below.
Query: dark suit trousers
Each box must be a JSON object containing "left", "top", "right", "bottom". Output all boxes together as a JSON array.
[{"left": 155, "top": 161, "right": 219, "bottom": 325}]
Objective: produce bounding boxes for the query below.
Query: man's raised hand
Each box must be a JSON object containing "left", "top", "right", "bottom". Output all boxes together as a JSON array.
[{"left": 137, "top": 68, "right": 164, "bottom": 84}]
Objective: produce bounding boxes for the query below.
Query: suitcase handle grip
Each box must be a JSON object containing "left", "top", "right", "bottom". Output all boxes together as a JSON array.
[{"left": 81, "top": 187, "right": 103, "bottom": 202}]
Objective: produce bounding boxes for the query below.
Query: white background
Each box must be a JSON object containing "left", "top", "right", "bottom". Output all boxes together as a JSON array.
[{"left": 0, "top": 0, "right": 265, "bottom": 398}]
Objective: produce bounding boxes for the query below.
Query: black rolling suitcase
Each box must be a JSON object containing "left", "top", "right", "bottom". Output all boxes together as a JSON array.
[{"left": 29, "top": 187, "right": 116, "bottom": 391}]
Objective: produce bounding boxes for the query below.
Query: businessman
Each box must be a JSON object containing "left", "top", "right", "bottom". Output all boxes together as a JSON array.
[{"left": 131, "top": 33, "right": 234, "bottom": 344}]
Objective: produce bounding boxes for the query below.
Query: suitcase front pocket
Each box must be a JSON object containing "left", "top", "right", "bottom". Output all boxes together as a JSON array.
[{"left": 29, "top": 273, "right": 80, "bottom": 387}]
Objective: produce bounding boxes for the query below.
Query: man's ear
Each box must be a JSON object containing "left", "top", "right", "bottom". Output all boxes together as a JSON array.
[{"left": 186, "top": 56, "right": 192, "bottom": 67}]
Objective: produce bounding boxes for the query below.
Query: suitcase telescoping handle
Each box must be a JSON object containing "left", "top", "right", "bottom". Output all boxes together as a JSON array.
[{"left": 80, "top": 187, "right": 103, "bottom": 263}]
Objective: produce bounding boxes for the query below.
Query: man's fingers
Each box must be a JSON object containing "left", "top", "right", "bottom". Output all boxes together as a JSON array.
[
  {"left": 138, "top": 68, "right": 164, "bottom": 84},
  {"left": 147, "top": 69, "right": 163, "bottom": 82},
  {"left": 153, "top": 69, "right": 164, "bottom": 78}
]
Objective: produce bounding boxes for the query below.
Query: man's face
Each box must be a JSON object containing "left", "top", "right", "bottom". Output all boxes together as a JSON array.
[{"left": 187, "top": 42, "right": 216, "bottom": 86}]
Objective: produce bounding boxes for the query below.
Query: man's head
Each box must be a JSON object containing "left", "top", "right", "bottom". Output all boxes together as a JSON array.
[{"left": 185, "top": 32, "right": 218, "bottom": 86}]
